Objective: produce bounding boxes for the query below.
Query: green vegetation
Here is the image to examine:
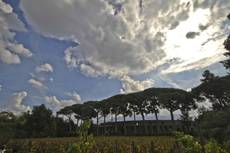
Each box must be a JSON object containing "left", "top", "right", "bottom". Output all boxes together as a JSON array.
[
  {"left": 67, "top": 121, "right": 95, "bottom": 153},
  {"left": 174, "top": 133, "right": 230, "bottom": 153}
]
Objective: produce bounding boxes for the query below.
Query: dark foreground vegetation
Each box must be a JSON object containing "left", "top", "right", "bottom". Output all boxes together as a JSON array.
[{"left": 0, "top": 13, "right": 230, "bottom": 153}]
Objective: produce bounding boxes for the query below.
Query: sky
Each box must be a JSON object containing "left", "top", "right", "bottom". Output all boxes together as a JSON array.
[{"left": 0, "top": 0, "right": 229, "bottom": 115}]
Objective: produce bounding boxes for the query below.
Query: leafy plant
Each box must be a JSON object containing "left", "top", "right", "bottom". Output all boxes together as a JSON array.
[
  {"left": 174, "top": 132, "right": 202, "bottom": 153},
  {"left": 204, "top": 139, "right": 225, "bottom": 153},
  {"left": 67, "top": 120, "right": 95, "bottom": 153}
]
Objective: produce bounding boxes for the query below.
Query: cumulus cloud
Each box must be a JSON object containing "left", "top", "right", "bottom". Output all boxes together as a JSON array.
[
  {"left": 35, "top": 63, "right": 54, "bottom": 73},
  {"left": 0, "top": 0, "right": 32, "bottom": 64},
  {"left": 20, "top": 0, "right": 189, "bottom": 75},
  {"left": 0, "top": 42, "right": 20, "bottom": 64},
  {"left": 7, "top": 43, "right": 32, "bottom": 58},
  {"left": 65, "top": 91, "right": 82, "bottom": 102},
  {"left": 20, "top": 0, "right": 230, "bottom": 89},
  {"left": 120, "top": 75, "right": 154, "bottom": 93},
  {"left": 44, "top": 93, "right": 81, "bottom": 110},
  {"left": 6, "top": 91, "right": 31, "bottom": 115},
  {"left": 28, "top": 79, "right": 47, "bottom": 90},
  {"left": 0, "top": 0, "right": 12, "bottom": 13}
]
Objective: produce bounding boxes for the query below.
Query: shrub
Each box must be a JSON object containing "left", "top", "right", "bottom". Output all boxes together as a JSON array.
[
  {"left": 204, "top": 139, "right": 224, "bottom": 153},
  {"left": 175, "top": 132, "right": 202, "bottom": 153},
  {"left": 67, "top": 120, "right": 95, "bottom": 153}
]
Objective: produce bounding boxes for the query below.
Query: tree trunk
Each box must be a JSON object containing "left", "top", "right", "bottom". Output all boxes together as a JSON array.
[
  {"left": 170, "top": 110, "right": 174, "bottom": 121},
  {"left": 141, "top": 112, "right": 145, "bottom": 120},
  {"left": 123, "top": 115, "right": 126, "bottom": 122},
  {"left": 103, "top": 115, "right": 106, "bottom": 135},
  {"left": 96, "top": 114, "right": 99, "bottom": 125},
  {"left": 123, "top": 115, "right": 127, "bottom": 135},
  {"left": 103, "top": 115, "right": 106, "bottom": 123},
  {"left": 115, "top": 114, "right": 118, "bottom": 134},
  {"left": 115, "top": 114, "right": 117, "bottom": 123},
  {"left": 68, "top": 116, "right": 72, "bottom": 133},
  {"left": 96, "top": 114, "right": 99, "bottom": 136},
  {"left": 76, "top": 119, "right": 79, "bottom": 127},
  {"left": 154, "top": 111, "right": 158, "bottom": 121},
  {"left": 133, "top": 112, "right": 136, "bottom": 121}
]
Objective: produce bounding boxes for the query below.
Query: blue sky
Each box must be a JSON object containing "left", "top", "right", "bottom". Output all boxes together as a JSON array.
[{"left": 0, "top": 0, "right": 229, "bottom": 114}]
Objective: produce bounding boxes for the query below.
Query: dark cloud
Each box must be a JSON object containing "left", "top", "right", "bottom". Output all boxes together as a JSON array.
[
  {"left": 199, "top": 24, "right": 209, "bottom": 31},
  {"left": 186, "top": 32, "right": 200, "bottom": 39}
]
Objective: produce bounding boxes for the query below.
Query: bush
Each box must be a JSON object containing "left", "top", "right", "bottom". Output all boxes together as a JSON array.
[
  {"left": 204, "top": 139, "right": 224, "bottom": 153},
  {"left": 175, "top": 132, "right": 202, "bottom": 153},
  {"left": 174, "top": 133, "right": 230, "bottom": 153},
  {"left": 67, "top": 120, "right": 95, "bottom": 153}
]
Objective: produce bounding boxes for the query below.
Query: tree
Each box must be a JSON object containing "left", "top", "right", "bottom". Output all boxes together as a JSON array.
[
  {"left": 100, "top": 100, "right": 110, "bottom": 123},
  {"left": 0, "top": 112, "right": 15, "bottom": 122},
  {"left": 24, "top": 104, "right": 56, "bottom": 137},
  {"left": 157, "top": 89, "right": 193, "bottom": 121},
  {"left": 127, "top": 92, "right": 148, "bottom": 120},
  {"left": 57, "top": 106, "right": 74, "bottom": 132},
  {"left": 55, "top": 117, "right": 73, "bottom": 137},
  {"left": 200, "top": 70, "right": 217, "bottom": 83},
  {"left": 67, "top": 104, "right": 83, "bottom": 125},
  {"left": 84, "top": 101, "right": 101, "bottom": 125},
  {"left": 192, "top": 75, "right": 230, "bottom": 111},
  {"left": 159, "top": 92, "right": 181, "bottom": 121},
  {"left": 222, "top": 13, "right": 230, "bottom": 71},
  {"left": 80, "top": 103, "right": 97, "bottom": 121},
  {"left": 179, "top": 93, "right": 197, "bottom": 121},
  {"left": 196, "top": 110, "right": 230, "bottom": 142},
  {"left": 128, "top": 103, "right": 138, "bottom": 121},
  {"left": 0, "top": 112, "right": 17, "bottom": 145},
  {"left": 145, "top": 96, "right": 160, "bottom": 120},
  {"left": 105, "top": 95, "right": 122, "bottom": 123}
]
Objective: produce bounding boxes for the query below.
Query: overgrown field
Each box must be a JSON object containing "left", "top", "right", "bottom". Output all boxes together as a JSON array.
[{"left": 5, "top": 136, "right": 175, "bottom": 153}]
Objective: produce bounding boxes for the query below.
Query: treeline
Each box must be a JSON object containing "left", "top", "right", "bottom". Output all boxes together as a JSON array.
[
  {"left": 57, "top": 71, "right": 230, "bottom": 124},
  {"left": 58, "top": 88, "right": 196, "bottom": 123},
  {"left": 0, "top": 105, "right": 76, "bottom": 141}
]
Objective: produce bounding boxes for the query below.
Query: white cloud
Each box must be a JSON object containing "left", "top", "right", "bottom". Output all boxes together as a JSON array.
[
  {"left": 120, "top": 75, "right": 154, "bottom": 93},
  {"left": 0, "top": 84, "right": 2, "bottom": 92},
  {"left": 0, "top": 0, "right": 12, "bottom": 13},
  {"left": 35, "top": 63, "right": 54, "bottom": 73},
  {"left": 20, "top": 0, "right": 187, "bottom": 75},
  {"left": 162, "top": 53, "right": 226, "bottom": 74},
  {"left": 20, "top": 0, "right": 230, "bottom": 89},
  {"left": 7, "top": 43, "right": 32, "bottom": 58},
  {"left": 28, "top": 78, "right": 47, "bottom": 90},
  {"left": 0, "top": 0, "right": 32, "bottom": 65},
  {"left": 0, "top": 42, "right": 20, "bottom": 64},
  {"left": 65, "top": 91, "right": 81, "bottom": 102},
  {"left": 6, "top": 91, "right": 31, "bottom": 115},
  {"left": 45, "top": 93, "right": 81, "bottom": 110}
]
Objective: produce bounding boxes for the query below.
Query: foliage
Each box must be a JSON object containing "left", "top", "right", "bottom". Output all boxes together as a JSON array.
[
  {"left": 0, "top": 112, "right": 17, "bottom": 146},
  {"left": 67, "top": 120, "right": 95, "bottom": 153},
  {"left": 222, "top": 13, "right": 230, "bottom": 71},
  {"left": 174, "top": 133, "right": 229, "bottom": 153},
  {"left": 204, "top": 139, "right": 225, "bottom": 153},
  {"left": 196, "top": 111, "right": 230, "bottom": 142},
  {"left": 200, "top": 70, "right": 218, "bottom": 83},
  {"left": 175, "top": 132, "right": 202, "bottom": 153},
  {"left": 192, "top": 75, "right": 230, "bottom": 111},
  {"left": 23, "top": 104, "right": 57, "bottom": 138}
]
